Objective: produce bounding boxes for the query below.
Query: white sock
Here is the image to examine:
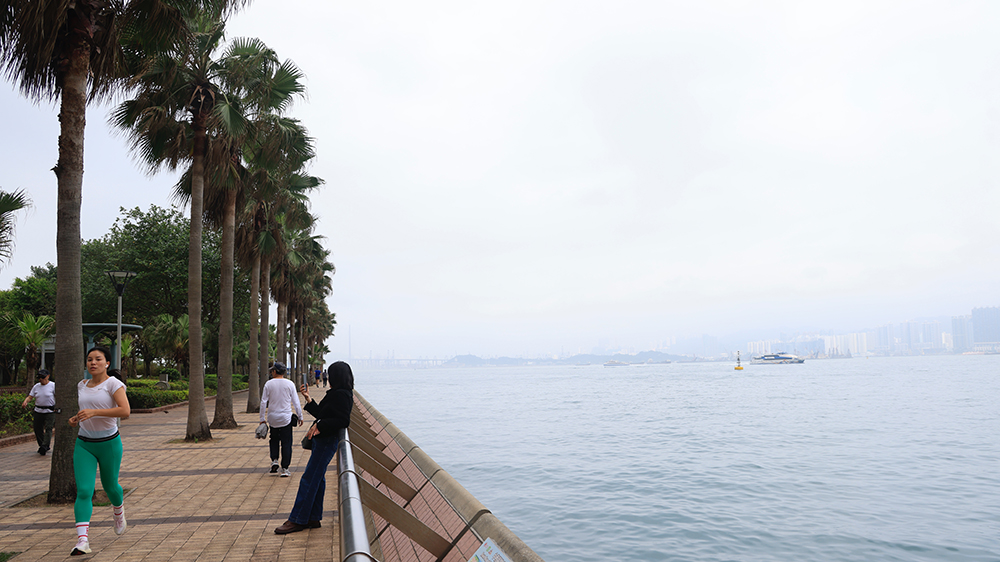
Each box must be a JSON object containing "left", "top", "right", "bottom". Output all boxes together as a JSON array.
[
  {"left": 76, "top": 522, "right": 89, "bottom": 540},
  {"left": 113, "top": 504, "right": 124, "bottom": 517}
]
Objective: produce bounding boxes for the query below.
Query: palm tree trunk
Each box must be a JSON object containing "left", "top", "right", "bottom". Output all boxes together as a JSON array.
[
  {"left": 300, "top": 309, "right": 307, "bottom": 386},
  {"left": 276, "top": 300, "right": 287, "bottom": 366},
  {"left": 47, "top": 37, "right": 89, "bottom": 503},
  {"left": 246, "top": 254, "right": 260, "bottom": 412},
  {"left": 185, "top": 122, "right": 212, "bottom": 441},
  {"left": 211, "top": 188, "right": 237, "bottom": 429},
  {"left": 287, "top": 307, "right": 294, "bottom": 383},
  {"left": 258, "top": 258, "right": 270, "bottom": 392}
]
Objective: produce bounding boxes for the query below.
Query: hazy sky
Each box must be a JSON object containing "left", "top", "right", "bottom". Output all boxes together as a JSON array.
[{"left": 3, "top": 1, "right": 1000, "bottom": 359}]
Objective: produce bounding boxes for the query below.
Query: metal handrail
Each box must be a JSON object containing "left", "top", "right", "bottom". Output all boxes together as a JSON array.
[{"left": 337, "top": 427, "right": 378, "bottom": 562}]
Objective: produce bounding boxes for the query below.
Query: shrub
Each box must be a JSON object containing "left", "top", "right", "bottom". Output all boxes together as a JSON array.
[
  {"left": 203, "top": 374, "right": 247, "bottom": 392},
  {"left": 0, "top": 394, "right": 33, "bottom": 438},
  {"left": 166, "top": 378, "right": 189, "bottom": 391},
  {"left": 159, "top": 368, "right": 181, "bottom": 381}
]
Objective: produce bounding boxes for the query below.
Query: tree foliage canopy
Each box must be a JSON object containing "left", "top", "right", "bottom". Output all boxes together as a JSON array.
[{"left": 78, "top": 205, "right": 250, "bottom": 372}]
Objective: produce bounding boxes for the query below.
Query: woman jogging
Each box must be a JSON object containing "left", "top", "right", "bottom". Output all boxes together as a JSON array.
[
  {"left": 67, "top": 346, "right": 130, "bottom": 555},
  {"left": 274, "top": 361, "right": 354, "bottom": 534}
]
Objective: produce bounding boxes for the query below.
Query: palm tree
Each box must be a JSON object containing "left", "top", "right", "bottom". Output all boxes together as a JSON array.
[
  {"left": 237, "top": 125, "right": 318, "bottom": 397},
  {"left": 119, "top": 333, "right": 137, "bottom": 378},
  {"left": 112, "top": 9, "right": 252, "bottom": 441},
  {"left": 0, "top": 188, "right": 30, "bottom": 267},
  {"left": 145, "top": 313, "right": 190, "bottom": 376},
  {"left": 279, "top": 229, "right": 333, "bottom": 384},
  {"left": 13, "top": 312, "right": 54, "bottom": 385},
  {"left": 1, "top": 0, "right": 248, "bottom": 502},
  {"left": 0, "top": 1, "right": 114, "bottom": 501},
  {"left": 208, "top": 45, "right": 306, "bottom": 427},
  {"left": 166, "top": 38, "right": 307, "bottom": 426}
]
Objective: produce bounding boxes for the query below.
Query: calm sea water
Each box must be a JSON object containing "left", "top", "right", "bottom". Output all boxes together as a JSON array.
[{"left": 356, "top": 355, "right": 1000, "bottom": 562}]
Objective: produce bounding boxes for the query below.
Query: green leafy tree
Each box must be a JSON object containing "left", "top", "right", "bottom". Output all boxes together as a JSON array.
[
  {"left": 4, "top": 273, "right": 58, "bottom": 318},
  {"left": 78, "top": 205, "right": 249, "bottom": 375},
  {"left": 0, "top": 266, "right": 56, "bottom": 383}
]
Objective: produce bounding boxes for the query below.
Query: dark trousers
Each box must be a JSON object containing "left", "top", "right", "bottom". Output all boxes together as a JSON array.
[
  {"left": 33, "top": 411, "right": 54, "bottom": 450},
  {"left": 269, "top": 423, "right": 294, "bottom": 469}
]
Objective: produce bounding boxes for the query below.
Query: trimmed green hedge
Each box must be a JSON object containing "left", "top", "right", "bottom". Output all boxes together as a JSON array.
[
  {"left": 125, "top": 377, "right": 248, "bottom": 409},
  {"left": 126, "top": 388, "right": 189, "bottom": 409},
  {"left": 125, "top": 378, "right": 160, "bottom": 389}
]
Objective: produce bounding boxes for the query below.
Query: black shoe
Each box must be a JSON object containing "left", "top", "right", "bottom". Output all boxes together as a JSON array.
[
  {"left": 38, "top": 447, "right": 46, "bottom": 455},
  {"left": 274, "top": 520, "right": 308, "bottom": 534},
  {"left": 308, "top": 520, "right": 321, "bottom": 528}
]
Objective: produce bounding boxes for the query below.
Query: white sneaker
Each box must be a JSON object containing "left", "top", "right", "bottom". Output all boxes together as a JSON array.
[
  {"left": 280, "top": 468, "right": 291, "bottom": 477},
  {"left": 270, "top": 461, "right": 280, "bottom": 474},
  {"left": 114, "top": 508, "right": 127, "bottom": 535},
  {"left": 71, "top": 538, "right": 91, "bottom": 555}
]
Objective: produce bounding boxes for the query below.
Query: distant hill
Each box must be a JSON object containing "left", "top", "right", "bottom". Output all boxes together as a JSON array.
[{"left": 441, "top": 350, "right": 687, "bottom": 366}]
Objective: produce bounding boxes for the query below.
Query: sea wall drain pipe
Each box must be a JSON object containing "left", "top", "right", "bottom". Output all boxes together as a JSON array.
[{"left": 337, "top": 427, "right": 378, "bottom": 562}]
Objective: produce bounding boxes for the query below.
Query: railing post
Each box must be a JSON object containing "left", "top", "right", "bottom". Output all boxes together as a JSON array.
[{"left": 338, "top": 427, "right": 378, "bottom": 562}]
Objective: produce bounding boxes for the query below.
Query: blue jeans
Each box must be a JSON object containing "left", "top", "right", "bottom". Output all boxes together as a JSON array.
[{"left": 288, "top": 433, "right": 339, "bottom": 525}]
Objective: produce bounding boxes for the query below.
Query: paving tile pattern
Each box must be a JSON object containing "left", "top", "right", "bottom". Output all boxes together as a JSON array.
[
  {"left": 352, "top": 398, "right": 483, "bottom": 562},
  {"left": 0, "top": 390, "right": 341, "bottom": 561}
]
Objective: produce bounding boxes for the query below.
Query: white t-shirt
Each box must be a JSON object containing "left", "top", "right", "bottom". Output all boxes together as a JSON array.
[
  {"left": 29, "top": 381, "right": 56, "bottom": 413},
  {"left": 260, "top": 377, "right": 302, "bottom": 428},
  {"left": 77, "top": 377, "right": 127, "bottom": 439}
]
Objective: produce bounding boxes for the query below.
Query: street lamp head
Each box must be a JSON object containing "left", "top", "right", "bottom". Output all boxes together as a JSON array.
[{"left": 106, "top": 270, "right": 137, "bottom": 296}]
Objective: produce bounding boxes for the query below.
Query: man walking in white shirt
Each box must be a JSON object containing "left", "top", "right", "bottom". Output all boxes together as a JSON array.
[
  {"left": 259, "top": 363, "right": 303, "bottom": 477},
  {"left": 22, "top": 369, "right": 56, "bottom": 455}
]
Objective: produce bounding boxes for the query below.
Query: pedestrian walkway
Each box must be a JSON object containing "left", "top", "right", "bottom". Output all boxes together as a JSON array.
[{"left": 0, "top": 387, "right": 339, "bottom": 561}]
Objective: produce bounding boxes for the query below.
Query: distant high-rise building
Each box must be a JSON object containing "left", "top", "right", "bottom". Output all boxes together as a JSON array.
[
  {"left": 896, "top": 321, "right": 920, "bottom": 354},
  {"left": 971, "top": 307, "right": 1000, "bottom": 351},
  {"left": 952, "top": 315, "right": 973, "bottom": 353},
  {"left": 869, "top": 325, "right": 894, "bottom": 354},
  {"left": 921, "top": 321, "right": 943, "bottom": 351},
  {"left": 822, "top": 333, "right": 867, "bottom": 357}
]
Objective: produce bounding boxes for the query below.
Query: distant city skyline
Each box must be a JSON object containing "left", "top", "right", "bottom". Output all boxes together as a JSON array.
[{"left": 335, "top": 304, "right": 1000, "bottom": 363}]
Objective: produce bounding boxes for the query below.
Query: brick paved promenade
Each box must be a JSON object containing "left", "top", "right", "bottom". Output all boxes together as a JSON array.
[{"left": 0, "top": 388, "right": 340, "bottom": 561}]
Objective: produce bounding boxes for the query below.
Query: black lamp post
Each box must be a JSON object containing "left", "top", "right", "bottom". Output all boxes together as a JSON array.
[{"left": 106, "top": 270, "right": 137, "bottom": 370}]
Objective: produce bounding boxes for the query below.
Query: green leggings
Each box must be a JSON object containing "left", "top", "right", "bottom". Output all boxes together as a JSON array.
[{"left": 73, "top": 436, "right": 123, "bottom": 523}]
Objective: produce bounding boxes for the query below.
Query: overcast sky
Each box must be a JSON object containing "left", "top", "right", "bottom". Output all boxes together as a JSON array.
[{"left": 3, "top": 1, "right": 1000, "bottom": 359}]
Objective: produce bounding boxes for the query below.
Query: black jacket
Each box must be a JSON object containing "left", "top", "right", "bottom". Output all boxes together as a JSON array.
[{"left": 304, "top": 388, "right": 352, "bottom": 435}]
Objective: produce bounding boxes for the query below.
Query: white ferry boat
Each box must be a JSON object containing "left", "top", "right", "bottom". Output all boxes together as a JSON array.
[{"left": 750, "top": 353, "right": 804, "bottom": 364}]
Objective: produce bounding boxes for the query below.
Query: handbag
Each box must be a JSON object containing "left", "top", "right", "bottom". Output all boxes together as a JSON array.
[{"left": 301, "top": 421, "right": 317, "bottom": 450}]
